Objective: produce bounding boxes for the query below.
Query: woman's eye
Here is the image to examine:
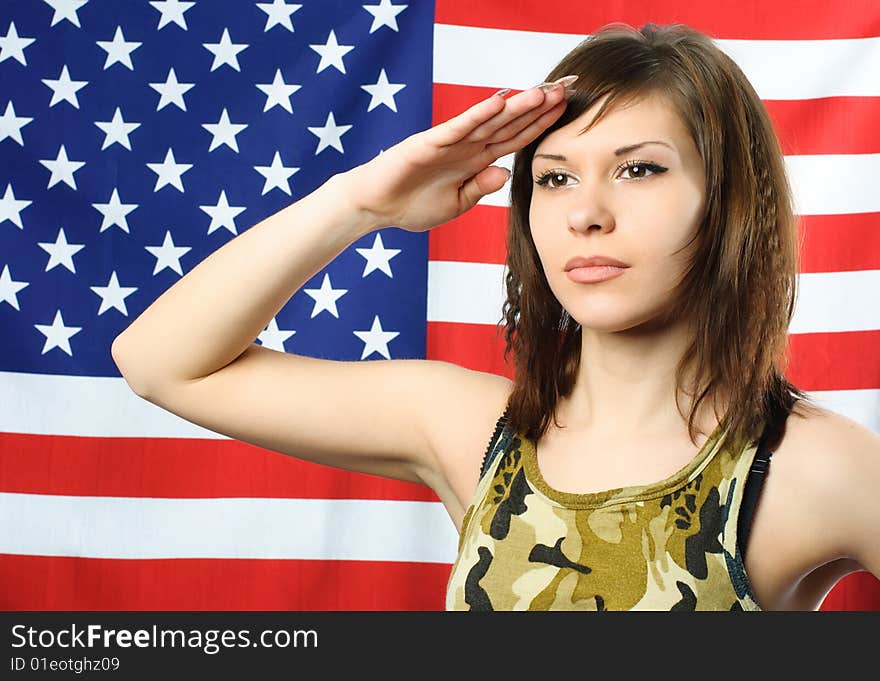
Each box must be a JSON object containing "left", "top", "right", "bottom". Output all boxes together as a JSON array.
[
  {"left": 619, "top": 162, "right": 663, "bottom": 180},
  {"left": 534, "top": 171, "right": 572, "bottom": 188}
]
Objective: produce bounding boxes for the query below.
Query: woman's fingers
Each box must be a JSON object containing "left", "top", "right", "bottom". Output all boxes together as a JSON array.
[
  {"left": 430, "top": 93, "right": 508, "bottom": 147},
  {"left": 486, "top": 85, "right": 567, "bottom": 145},
  {"left": 484, "top": 99, "right": 568, "bottom": 159},
  {"left": 458, "top": 165, "right": 511, "bottom": 211},
  {"left": 465, "top": 87, "right": 550, "bottom": 142},
  {"left": 432, "top": 86, "right": 548, "bottom": 148}
]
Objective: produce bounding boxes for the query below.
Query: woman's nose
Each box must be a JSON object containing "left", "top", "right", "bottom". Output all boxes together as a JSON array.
[
  {"left": 568, "top": 208, "right": 615, "bottom": 234},
  {"left": 565, "top": 180, "right": 616, "bottom": 233}
]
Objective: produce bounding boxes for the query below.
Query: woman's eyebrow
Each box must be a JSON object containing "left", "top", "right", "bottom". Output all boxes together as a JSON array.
[{"left": 534, "top": 140, "right": 675, "bottom": 162}]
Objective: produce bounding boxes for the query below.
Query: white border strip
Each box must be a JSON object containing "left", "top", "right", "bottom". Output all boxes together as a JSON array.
[
  {"left": 0, "top": 493, "right": 459, "bottom": 563},
  {"left": 427, "top": 262, "right": 880, "bottom": 333},
  {"left": 433, "top": 24, "right": 880, "bottom": 99},
  {"left": 476, "top": 153, "right": 880, "bottom": 216}
]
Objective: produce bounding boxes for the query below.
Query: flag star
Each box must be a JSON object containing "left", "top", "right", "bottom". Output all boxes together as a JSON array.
[
  {"left": 0, "top": 22, "right": 36, "bottom": 65},
  {"left": 362, "top": 0, "right": 408, "bottom": 33},
  {"left": 0, "top": 183, "right": 33, "bottom": 229},
  {"left": 149, "top": 67, "right": 195, "bottom": 111},
  {"left": 37, "top": 227, "right": 85, "bottom": 273},
  {"left": 149, "top": 0, "right": 195, "bottom": 30},
  {"left": 361, "top": 68, "right": 406, "bottom": 112},
  {"left": 309, "top": 30, "right": 354, "bottom": 74},
  {"left": 257, "top": 0, "right": 302, "bottom": 32},
  {"left": 256, "top": 318, "right": 296, "bottom": 352},
  {"left": 96, "top": 26, "right": 142, "bottom": 70},
  {"left": 145, "top": 230, "right": 192, "bottom": 276},
  {"left": 94, "top": 107, "right": 141, "bottom": 150},
  {"left": 303, "top": 273, "right": 348, "bottom": 318},
  {"left": 353, "top": 315, "right": 399, "bottom": 360},
  {"left": 0, "top": 101, "right": 33, "bottom": 145},
  {"left": 307, "top": 111, "right": 352, "bottom": 155},
  {"left": 255, "top": 68, "right": 301, "bottom": 113},
  {"left": 43, "top": 0, "right": 89, "bottom": 28},
  {"left": 90, "top": 271, "right": 137, "bottom": 315},
  {"left": 203, "top": 28, "right": 248, "bottom": 72},
  {"left": 34, "top": 309, "right": 82, "bottom": 357},
  {"left": 39, "top": 145, "right": 86, "bottom": 189},
  {"left": 92, "top": 188, "right": 138, "bottom": 233},
  {"left": 199, "top": 190, "right": 246, "bottom": 235},
  {"left": 146, "top": 148, "right": 193, "bottom": 192},
  {"left": 254, "top": 151, "right": 299, "bottom": 195},
  {"left": 42, "top": 65, "right": 88, "bottom": 108},
  {"left": 0, "top": 265, "right": 30, "bottom": 311},
  {"left": 355, "top": 232, "right": 401, "bottom": 277},
  {"left": 202, "top": 108, "right": 248, "bottom": 152}
]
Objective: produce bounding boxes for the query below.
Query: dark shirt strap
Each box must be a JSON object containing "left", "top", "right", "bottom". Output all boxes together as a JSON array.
[
  {"left": 479, "top": 406, "right": 510, "bottom": 480},
  {"left": 737, "top": 395, "right": 798, "bottom": 560}
]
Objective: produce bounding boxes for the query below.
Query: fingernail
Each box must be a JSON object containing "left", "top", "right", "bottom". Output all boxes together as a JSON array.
[
  {"left": 563, "top": 88, "right": 576, "bottom": 99},
  {"left": 492, "top": 88, "right": 511, "bottom": 98},
  {"left": 537, "top": 75, "right": 579, "bottom": 93}
]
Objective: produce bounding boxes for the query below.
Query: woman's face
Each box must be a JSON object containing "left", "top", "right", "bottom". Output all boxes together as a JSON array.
[{"left": 529, "top": 93, "right": 707, "bottom": 333}]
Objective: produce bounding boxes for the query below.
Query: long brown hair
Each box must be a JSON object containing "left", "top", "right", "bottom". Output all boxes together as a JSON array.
[{"left": 501, "top": 21, "right": 818, "bottom": 450}]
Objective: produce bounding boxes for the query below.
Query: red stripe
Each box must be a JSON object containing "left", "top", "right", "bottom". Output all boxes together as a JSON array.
[
  {"left": 0, "top": 554, "right": 449, "bottom": 610},
  {"left": 820, "top": 572, "right": 880, "bottom": 611},
  {"left": 430, "top": 203, "right": 880, "bottom": 276},
  {"left": 787, "top": 331, "right": 880, "bottom": 392},
  {"left": 433, "top": 84, "right": 880, "bottom": 159},
  {"left": 427, "top": 320, "right": 513, "bottom": 377},
  {"left": 434, "top": 0, "right": 880, "bottom": 40},
  {"left": 0, "top": 433, "right": 439, "bottom": 501},
  {"left": 2, "top": 554, "right": 870, "bottom": 611},
  {"left": 799, "top": 213, "right": 880, "bottom": 274},
  {"left": 429, "top": 204, "right": 508, "bottom": 263},
  {"left": 428, "top": 321, "right": 880, "bottom": 393},
  {"left": 768, "top": 97, "right": 880, "bottom": 156}
]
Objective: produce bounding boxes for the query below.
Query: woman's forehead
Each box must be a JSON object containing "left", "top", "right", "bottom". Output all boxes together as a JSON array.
[{"left": 536, "top": 95, "right": 690, "bottom": 158}]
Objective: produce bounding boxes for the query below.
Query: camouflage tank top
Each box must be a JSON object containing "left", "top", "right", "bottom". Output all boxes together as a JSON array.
[{"left": 445, "top": 410, "right": 766, "bottom": 611}]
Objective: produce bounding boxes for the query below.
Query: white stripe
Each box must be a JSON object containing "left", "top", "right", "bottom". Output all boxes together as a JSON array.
[
  {"left": 427, "top": 261, "right": 880, "bottom": 332},
  {"left": 786, "top": 154, "right": 880, "bottom": 216},
  {"left": 476, "top": 152, "right": 880, "bottom": 216},
  {"left": 0, "top": 492, "right": 459, "bottom": 563},
  {"left": 426, "top": 260, "right": 507, "bottom": 326},
  {"left": 1, "top": 371, "right": 227, "bottom": 438},
  {"left": 433, "top": 24, "right": 880, "bottom": 99},
  {"left": 809, "top": 389, "right": 880, "bottom": 431},
  {"left": 791, "top": 270, "right": 880, "bottom": 334},
  {"left": 3, "top": 377, "right": 877, "bottom": 439}
]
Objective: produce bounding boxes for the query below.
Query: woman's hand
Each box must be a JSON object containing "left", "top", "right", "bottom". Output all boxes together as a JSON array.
[{"left": 342, "top": 78, "right": 573, "bottom": 233}]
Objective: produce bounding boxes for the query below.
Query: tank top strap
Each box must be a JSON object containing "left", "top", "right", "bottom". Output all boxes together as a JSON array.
[
  {"left": 736, "top": 394, "right": 799, "bottom": 558},
  {"left": 479, "top": 405, "right": 511, "bottom": 480}
]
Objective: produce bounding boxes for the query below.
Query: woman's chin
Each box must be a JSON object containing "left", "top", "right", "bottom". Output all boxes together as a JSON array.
[{"left": 571, "top": 308, "right": 670, "bottom": 334}]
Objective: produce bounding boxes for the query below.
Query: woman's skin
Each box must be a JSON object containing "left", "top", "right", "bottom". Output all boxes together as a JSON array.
[
  {"left": 530, "top": 92, "right": 710, "bottom": 437},
  {"left": 528, "top": 92, "right": 724, "bottom": 492}
]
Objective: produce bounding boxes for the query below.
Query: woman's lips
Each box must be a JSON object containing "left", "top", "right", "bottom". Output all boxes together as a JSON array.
[{"left": 566, "top": 265, "right": 627, "bottom": 283}]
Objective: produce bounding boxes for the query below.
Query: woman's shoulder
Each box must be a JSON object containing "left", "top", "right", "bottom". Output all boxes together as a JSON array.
[
  {"left": 767, "top": 399, "right": 880, "bottom": 567},
  {"left": 779, "top": 400, "right": 879, "bottom": 483},
  {"left": 738, "top": 400, "right": 878, "bottom": 608}
]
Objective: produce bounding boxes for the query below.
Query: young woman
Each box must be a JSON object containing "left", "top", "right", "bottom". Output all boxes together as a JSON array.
[{"left": 111, "top": 23, "right": 880, "bottom": 611}]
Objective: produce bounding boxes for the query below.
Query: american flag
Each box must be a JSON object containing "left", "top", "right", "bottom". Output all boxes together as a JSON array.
[{"left": 1, "top": 0, "right": 878, "bottom": 611}]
